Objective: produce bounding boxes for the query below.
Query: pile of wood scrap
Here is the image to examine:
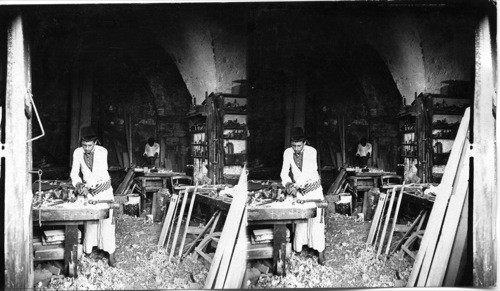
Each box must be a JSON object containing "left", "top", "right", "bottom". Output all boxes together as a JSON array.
[
  {"left": 204, "top": 166, "right": 249, "bottom": 289},
  {"left": 247, "top": 228, "right": 291, "bottom": 261},
  {"left": 114, "top": 168, "right": 135, "bottom": 196},
  {"left": 245, "top": 259, "right": 273, "bottom": 286},
  {"left": 326, "top": 168, "right": 348, "bottom": 195},
  {"left": 34, "top": 230, "right": 82, "bottom": 261},
  {"left": 407, "top": 108, "right": 470, "bottom": 287},
  {"left": 34, "top": 261, "right": 65, "bottom": 288}
]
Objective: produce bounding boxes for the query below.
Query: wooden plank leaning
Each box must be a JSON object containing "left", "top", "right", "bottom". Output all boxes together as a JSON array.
[
  {"left": 425, "top": 144, "right": 470, "bottom": 286},
  {"left": 205, "top": 165, "right": 248, "bottom": 289},
  {"left": 114, "top": 168, "right": 135, "bottom": 195},
  {"left": 158, "top": 194, "right": 179, "bottom": 247},
  {"left": 376, "top": 186, "right": 398, "bottom": 258},
  {"left": 443, "top": 192, "right": 468, "bottom": 286},
  {"left": 169, "top": 189, "right": 189, "bottom": 261},
  {"left": 327, "top": 168, "right": 347, "bottom": 195},
  {"left": 407, "top": 108, "right": 470, "bottom": 287},
  {"left": 373, "top": 190, "right": 390, "bottom": 248},
  {"left": 223, "top": 209, "right": 248, "bottom": 289},
  {"left": 415, "top": 111, "right": 470, "bottom": 287},
  {"left": 385, "top": 182, "right": 406, "bottom": 257},
  {"left": 166, "top": 194, "right": 181, "bottom": 250},
  {"left": 178, "top": 183, "right": 200, "bottom": 257},
  {"left": 214, "top": 167, "right": 249, "bottom": 288},
  {"left": 366, "top": 192, "right": 387, "bottom": 246}
]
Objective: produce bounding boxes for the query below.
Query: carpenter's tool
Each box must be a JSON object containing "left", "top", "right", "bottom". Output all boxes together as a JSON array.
[
  {"left": 88, "top": 199, "right": 120, "bottom": 209},
  {"left": 296, "top": 199, "right": 328, "bottom": 223},
  {"left": 296, "top": 199, "right": 328, "bottom": 208}
]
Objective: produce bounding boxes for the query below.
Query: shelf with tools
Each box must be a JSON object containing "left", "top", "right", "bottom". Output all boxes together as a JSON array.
[
  {"left": 221, "top": 91, "right": 248, "bottom": 182},
  {"left": 397, "top": 107, "right": 419, "bottom": 181},
  {"left": 187, "top": 104, "right": 209, "bottom": 180},
  {"left": 413, "top": 81, "right": 472, "bottom": 183}
]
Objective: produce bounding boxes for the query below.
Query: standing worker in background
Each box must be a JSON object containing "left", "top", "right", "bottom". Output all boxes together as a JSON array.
[
  {"left": 70, "top": 127, "right": 116, "bottom": 267},
  {"left": 356, "top": 137, "right": 372, "bottom": 167},
  {"left": 280, "top": 127, "right": 326, "bottom": 265},
  {"left": 143, "top": 137, "right": 160, "bottom": 168}
]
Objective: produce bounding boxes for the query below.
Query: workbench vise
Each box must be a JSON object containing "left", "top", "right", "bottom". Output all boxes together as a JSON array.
[
  {"left": 296, "top": 199, "right": 328, "bottom": 208},
  {"left": 88, "top": 199, "right": 120, "bottom": 209}
]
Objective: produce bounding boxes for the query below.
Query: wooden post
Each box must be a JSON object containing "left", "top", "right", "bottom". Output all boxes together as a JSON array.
[
  {"left": 473, "top": 13, "right": 497, "bottom": 287},
  {"left": 4, "top": 14, "right": 34, "bottom": 288}
]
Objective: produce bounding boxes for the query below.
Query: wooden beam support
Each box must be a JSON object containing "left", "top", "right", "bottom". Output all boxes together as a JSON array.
[
  {"left": 4, "top": 14, "right": 34, "bottom": 288},
  {"left": 473, "top": 13, "right": 497, "bottom": 287}
]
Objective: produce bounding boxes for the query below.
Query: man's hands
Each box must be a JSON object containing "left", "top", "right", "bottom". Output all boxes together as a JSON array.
[
  {"left": 75, "top": 182, "right": 90, "bottom": 197},
  {"left": 285, "top": 182, "right": 298, "bottom": 197}
]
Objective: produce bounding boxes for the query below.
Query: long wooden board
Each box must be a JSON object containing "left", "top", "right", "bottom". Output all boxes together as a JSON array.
[
  {"left": 443, "top": 192, "right": 468, "bottom": 286},
  {"left": 158, "top": 194, "right": 178, "bottom": 247},
  {"left": 166, "top": 194, "right": 181, "bottom": 250},
  {"left": 373, "top": 191, "right": 389, "bottom": 248},
  {"left": 214, "top": 171, "right": 249, "bottom": 288},
  {"left": 407, "top": 109, "right": 469, "bottom": 286},
  {"left": 377, "top": 186, "right": 397, "bottom": 257},
  {"left": 385, "top": 183, "right": 405, "bottom": 256},
  {"left": 169, "top": 189, "right": 189, "bottom": 260},
  {"left": 178, "top": 185, "right": 199, "bottom": 257},
  {"left": 366, "top": 193, "right": 387, "bottom": 246},
  {"left": 223, "top": 209, "right": 248, "bottom": 289},
  {"left": 204, "top": 167, "right": 248, "bottom": 288},
  {"left": 425, "top": 146, "right": 470, "bottom": 286},
  {"left": 416, "top": 140, "right": 470, "bottom": 286}
]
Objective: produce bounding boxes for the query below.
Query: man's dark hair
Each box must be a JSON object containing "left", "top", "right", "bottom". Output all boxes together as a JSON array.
[
  {"left": 360, "top": 137, "right": 367, "bottom": 146},
  {"left": 290, "top": 136, "right": 307, "bottom": 143},
  {"left": 290, "top": 127, "right": 306, "bottom": 143},
  {"left": 81, "top": 135, "right": 98, "bottom": 143},
  {"left": 148, "top": 137, "right": 155, "bottom": 145},
  {"left": 80, "top": 126, "right": 98, "bottom": 143}
]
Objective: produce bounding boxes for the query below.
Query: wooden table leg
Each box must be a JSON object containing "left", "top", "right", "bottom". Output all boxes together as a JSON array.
[
  {"left": 152, "top": 191, "right": 158, "bottom": 221},
  {"left": 273, "top": 224, "right": 287, "bottom": 276},
  {"left": 363, "top": 190, "right": 369, "bottom": 220},
  {"left": 65, "top": 225, "right": 79, "bottom": 277}
]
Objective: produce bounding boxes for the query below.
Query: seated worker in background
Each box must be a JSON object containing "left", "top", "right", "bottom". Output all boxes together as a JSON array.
[
  {"left": 356, "top": 137, "right": 372, "bottom": 167},
  {"left": 280, "top": 126, "right": 326, "bottom": 265},
  {"left": 70, "top": 126, "right": 116, "bottom": 267},
  {"left": 143, "top": 137, "right": 160, "bottom": 168}
]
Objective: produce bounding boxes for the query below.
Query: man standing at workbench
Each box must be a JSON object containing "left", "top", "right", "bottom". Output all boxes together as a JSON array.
[
  {"left": 70, "top": 126, "right": 116, "bottom": 267},
  {"left": 280, "top": 127, "right": 326, "bottom": 265}
]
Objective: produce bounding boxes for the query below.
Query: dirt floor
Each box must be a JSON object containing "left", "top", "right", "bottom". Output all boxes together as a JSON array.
[
  {"left": 38, "top": 203, "right": 413, "bottom": 290},
  {"left": 251, "top": 212, "right": 412, "bottom": 288}
]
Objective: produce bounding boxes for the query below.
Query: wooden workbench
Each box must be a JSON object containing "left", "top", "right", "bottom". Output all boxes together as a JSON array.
[
  {"left": 32, "top": 201, "right": 111, "bottom": 277},
  {"left": 346, "top": 170, "right": 396, "bottom": 218},
  {"left": 247, "top": 201, "right": 317, "bottom": 276},
  {"left": 134, "top": 171, "right": 186, "bottom": 220},
  {"left": 180, "top": 184, "right": 317, "bottom": 276}
]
